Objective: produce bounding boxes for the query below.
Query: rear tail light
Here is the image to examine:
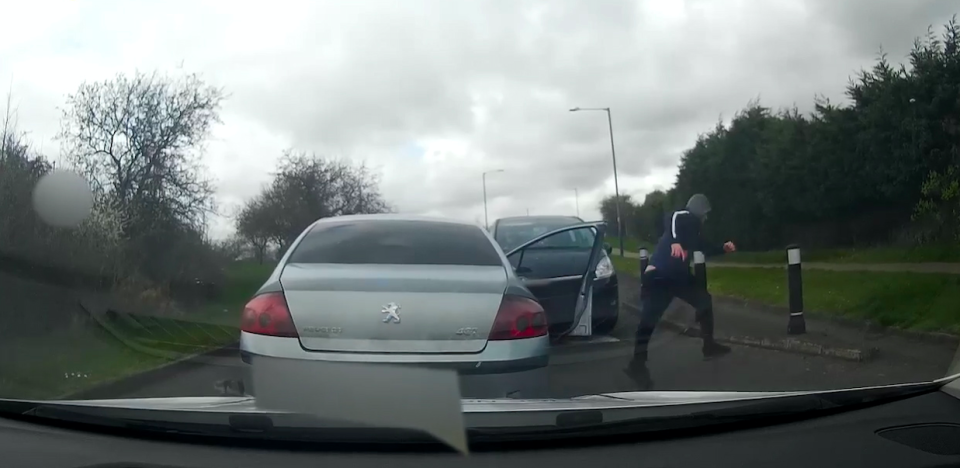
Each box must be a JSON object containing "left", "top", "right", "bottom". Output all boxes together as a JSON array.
[
  {"left": 241, "top": 292, "right": 299, "bottom": 338},
  {"left": 489, "top": 295, "right": 548, "bottom": 340}
]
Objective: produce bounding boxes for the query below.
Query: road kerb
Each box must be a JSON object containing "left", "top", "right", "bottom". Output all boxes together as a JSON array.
[
  {"left": 623, "top": 301, "right": 876, "bottom": 362},
  {"left": 80, "top": 300, "right": 238, "bottom": 360},
  {"left": 62, "top": 301, "right": 241, "bottom": 400},
  {"left": 56, "top": 343, "right": 240, "bottom": 400}
]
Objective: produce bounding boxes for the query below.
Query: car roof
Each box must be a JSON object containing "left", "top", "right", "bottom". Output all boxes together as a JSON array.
[
  {"left": 311, "top": 213, "right": 479, "bottom": 227},
  {"left": 494, "top": 215, "right": 583, "bottom": 227}
]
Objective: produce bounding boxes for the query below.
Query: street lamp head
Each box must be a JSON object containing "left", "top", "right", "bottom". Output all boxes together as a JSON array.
[{"left": 569, "top": 107, "right": 580, "bottom": 112}]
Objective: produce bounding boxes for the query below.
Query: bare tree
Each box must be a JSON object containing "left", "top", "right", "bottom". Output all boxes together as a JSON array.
[
  {"left": 235, "top": 150, "right": 391, "bottom": 256},
  {"left": 1, "top": 84, "right": 14, "bottom": 157},
  {"left": 57, "top": 71, "right": 227, "bottom": 284},
  {"left": 236, "top": 194, "right": 274, "bottom": 264},
  {"left": 213, "top": 235, "right": 250, "bottom": 262},
  {"left": 58, "top": 71, "right": 225, "bottom": 235}
]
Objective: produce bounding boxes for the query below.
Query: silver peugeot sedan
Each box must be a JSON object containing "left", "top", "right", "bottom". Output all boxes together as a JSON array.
[{"left": 238, "top": 214, "right": 604, "bottom": 399}]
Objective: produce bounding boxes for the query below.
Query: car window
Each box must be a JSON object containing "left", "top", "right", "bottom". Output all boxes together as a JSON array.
[
  {"left": 495, "top": 219, "right": 594, "bottom": 251},
  {"left": 288, "top": 220, "right": 503, "bottom": 266}
]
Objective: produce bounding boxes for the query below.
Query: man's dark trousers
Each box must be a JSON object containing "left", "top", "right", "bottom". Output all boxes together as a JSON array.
[{"left": 633, "top": 269, "right": 715, "bottom": 363}]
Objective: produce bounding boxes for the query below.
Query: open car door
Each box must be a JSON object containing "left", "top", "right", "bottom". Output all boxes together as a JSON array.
[{"left": 504, "top": 222, "right": 607, "bottom": 338}]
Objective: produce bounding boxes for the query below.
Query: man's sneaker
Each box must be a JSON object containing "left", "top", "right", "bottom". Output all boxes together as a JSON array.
[
  {"left": 702, "top": 341, "right": 732, "bottom": 360},
  {"left": 623, "top": 362, "right": 654, "bottom": 390}
]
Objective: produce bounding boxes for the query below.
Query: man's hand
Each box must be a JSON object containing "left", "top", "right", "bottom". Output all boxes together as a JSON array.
[
  {"left": 723, "top": 241, "right": 737, "bottom": 253},
  {"left": 670, "top": 243, "right": 687, "bottom": 261}
]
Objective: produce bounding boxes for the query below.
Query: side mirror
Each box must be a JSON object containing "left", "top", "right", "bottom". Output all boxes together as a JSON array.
[{"left": 603, "top": 243, "right": 612, "bottom": 255}]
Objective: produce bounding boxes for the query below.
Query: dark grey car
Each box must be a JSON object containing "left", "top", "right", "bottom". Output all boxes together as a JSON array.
[{"left": 491, "top": 216, "right": 620, "bottom": 335}]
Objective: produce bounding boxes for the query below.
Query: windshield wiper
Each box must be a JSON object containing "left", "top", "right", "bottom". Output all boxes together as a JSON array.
[
  {"left": 468, "top": 380, "right": 941, "bottom": 443},
  {"left": 1, "top": 403, "right": 461, "bottom": 452},
  {"left": 0, "top": 380, "right": 945, "bottom": 451}
]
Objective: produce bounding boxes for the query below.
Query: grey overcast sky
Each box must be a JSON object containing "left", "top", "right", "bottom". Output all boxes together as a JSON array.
[{"left": 1, "top": 0, "right": 956, "bottom": 238}]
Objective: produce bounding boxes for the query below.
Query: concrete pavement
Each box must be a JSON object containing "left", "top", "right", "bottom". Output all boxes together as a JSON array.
[
  {"left": 616, "top": 249, "right": 960, "bottom": 274},
  {"left": 613, "top": 272, "right": 960, "bottom": 374}
]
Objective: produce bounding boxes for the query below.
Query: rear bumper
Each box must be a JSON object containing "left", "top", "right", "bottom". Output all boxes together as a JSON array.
[{"left": 239, "top": 332, "right": 550, "bottom": 398}]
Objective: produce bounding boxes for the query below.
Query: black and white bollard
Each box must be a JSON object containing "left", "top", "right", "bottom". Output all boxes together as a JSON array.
[
  {"left": 693, "top": 250, "right": 707, "bottom": 290},
  {"left": 786, "top": 244, "right": 806, "bottom": 335},
  {"left": 639, "top": 248, "right": 649, "bottom": 274}
]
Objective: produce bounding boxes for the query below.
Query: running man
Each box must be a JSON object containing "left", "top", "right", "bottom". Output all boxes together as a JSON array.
[{"left": 624, "top": 193, "right": 736, "bottom": 389}]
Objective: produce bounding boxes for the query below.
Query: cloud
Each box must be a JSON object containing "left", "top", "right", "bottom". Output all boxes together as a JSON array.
[{"left": 1, "top": 0, "right": 956, "bottom": 239}]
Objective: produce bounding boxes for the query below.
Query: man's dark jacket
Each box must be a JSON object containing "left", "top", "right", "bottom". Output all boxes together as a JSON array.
[{"left": 648, "top": 210, "right": 725, "bottom": 281}]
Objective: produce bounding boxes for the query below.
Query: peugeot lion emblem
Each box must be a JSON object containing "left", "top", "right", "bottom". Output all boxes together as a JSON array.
[{"left": 381, "top": 302, "right": 401, "bottom": 323}]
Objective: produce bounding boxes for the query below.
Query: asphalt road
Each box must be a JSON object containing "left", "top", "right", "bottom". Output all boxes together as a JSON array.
[{"left": 96, "top": 307, "right": 946, "bottom": 400}]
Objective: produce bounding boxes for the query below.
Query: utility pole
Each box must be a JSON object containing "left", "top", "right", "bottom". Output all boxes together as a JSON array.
[
  {"left": 482, "top": 169, "right": 504, "bottom": 229},
  {"left": 574, "top": 188, "right": 580, "bottom": 218},
  {"left": 570, "top": 106, "right": 623, "bottom": 256}
]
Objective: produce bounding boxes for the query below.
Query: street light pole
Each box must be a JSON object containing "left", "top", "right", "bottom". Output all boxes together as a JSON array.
[
  {"left": 570, "top": 106, "right": 624, "bottom": 256},
  {"left": 482, "top": 169, "right": 504, "bottom": 229},
  {"left": 574, "top": 188, "right": 580, "bottom": 218}
]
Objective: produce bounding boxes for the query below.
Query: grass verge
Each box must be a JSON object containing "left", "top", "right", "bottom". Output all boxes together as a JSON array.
[
  {"left": 714, "top": 245, "right": 960, "bottom": 264},
  {"left": 0, "top": 325, "right": 169, "bottom": 399},
  {"left": 0, "top": 261, "right": 273, "bottom": 400},
  {"left": 0, "top": 313, "right": 240, "bottom": 400},
  {"left": 611, "top": 256, "right": 960, "bottom": 334},
  {"left": 194, "top": 261, "right": 275, "bottom": 326},
  {"left": 606, "top": 236, "right": 653, "bottom": 254}
]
